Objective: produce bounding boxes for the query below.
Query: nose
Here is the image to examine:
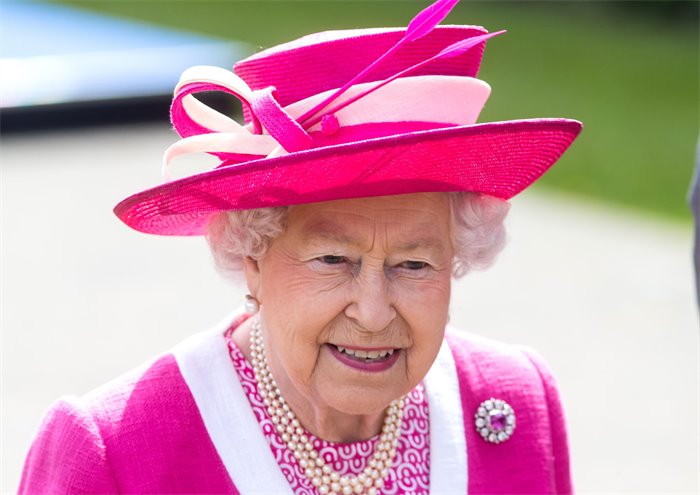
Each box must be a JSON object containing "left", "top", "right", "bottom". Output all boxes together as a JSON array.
[{"left": 344, "top": 264, "right": 397, "bottom": 333}]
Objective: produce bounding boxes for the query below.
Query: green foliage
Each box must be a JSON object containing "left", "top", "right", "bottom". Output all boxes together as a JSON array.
[{"left": 56, "top": 0, "right": 699, "bottom": 221}]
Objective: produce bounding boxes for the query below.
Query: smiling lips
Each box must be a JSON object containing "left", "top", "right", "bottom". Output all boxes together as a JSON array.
[{"left": 328, "top": 344, "right": 401, "bottom": 372}]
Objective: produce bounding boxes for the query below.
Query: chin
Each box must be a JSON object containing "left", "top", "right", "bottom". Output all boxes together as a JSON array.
[
  {"left": 321, "top": 382, "right": 405, "bottom": 416},
  {"left": 312, "top": 345, "right": 417, "bottom": 416}
]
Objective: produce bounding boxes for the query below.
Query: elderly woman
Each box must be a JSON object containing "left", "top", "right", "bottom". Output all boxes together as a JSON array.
[{"left": 19, "top": 1, "right": 581, "bottom": 494}]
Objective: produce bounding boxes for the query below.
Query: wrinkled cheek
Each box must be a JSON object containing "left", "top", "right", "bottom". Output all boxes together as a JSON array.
[
  {"left": 309, "top": 349, "right": 330, "bottom": 385},
  {"left": 408, "top": 329, "right": 445, "bottom": 379},
  {"left": 291, "top": 345, "right": 324, "bottom": 388}
]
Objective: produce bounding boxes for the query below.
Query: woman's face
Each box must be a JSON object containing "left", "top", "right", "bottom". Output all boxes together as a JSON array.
[{"left": 246, "top": 193, "right": 453, "bottom": 417}]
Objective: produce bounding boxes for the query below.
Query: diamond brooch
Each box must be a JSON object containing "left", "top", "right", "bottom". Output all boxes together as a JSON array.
[{"left": 474, "top": 398, "right": 516, "bottom": 444}]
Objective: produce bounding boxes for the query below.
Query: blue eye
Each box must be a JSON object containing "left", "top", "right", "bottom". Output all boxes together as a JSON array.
[
  {"left": 319, "top": 255, "right": 345, "bottom": 264},
  {"left": 401, "top": 261, "right": 428, "bottom": 270}
]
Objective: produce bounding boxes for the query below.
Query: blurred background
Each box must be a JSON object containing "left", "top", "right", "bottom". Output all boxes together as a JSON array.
[{"left": 1, "top": 0, "right": 698, "bottom": 493}]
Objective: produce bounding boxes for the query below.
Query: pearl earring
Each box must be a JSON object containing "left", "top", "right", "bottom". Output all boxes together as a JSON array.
[{"left": 244, "top": 294, "right": 260, "bottom": 314}]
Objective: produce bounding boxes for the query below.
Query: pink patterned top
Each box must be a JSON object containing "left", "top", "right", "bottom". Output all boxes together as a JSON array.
[{"left": 225, "top": 331, "right": 431, "bottom": 494}]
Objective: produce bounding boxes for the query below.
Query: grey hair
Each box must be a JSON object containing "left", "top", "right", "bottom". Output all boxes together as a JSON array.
[
  {"left": 447, "top": 192, "right": 510, "bottom": 277},
  {"left": 206, "top": 192, "right": 509, "bottom": 280}
]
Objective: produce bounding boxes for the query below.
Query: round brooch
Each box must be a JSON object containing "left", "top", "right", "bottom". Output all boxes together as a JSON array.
[{"left": 474, "top": 398, "right": 516, "bottom": 444}]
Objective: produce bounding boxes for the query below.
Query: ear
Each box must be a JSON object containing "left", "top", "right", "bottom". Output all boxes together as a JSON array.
[{"left": 242, "top": 256, "right": 263, "bottom": 302}]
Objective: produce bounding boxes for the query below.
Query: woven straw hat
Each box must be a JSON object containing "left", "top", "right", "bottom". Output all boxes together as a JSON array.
[{"left": 114, "top": 1, "right": 582, "bottom": 236}]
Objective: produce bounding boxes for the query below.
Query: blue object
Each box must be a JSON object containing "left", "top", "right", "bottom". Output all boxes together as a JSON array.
[{"left": 0, "top": 2, "right": 250, "bottom": 108}]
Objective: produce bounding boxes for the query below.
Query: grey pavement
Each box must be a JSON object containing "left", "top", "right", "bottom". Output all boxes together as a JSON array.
[{"left": 2, "top": 123, "right": 698, "bottom": 493}]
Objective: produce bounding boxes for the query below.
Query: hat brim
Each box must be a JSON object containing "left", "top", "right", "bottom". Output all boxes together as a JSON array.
[{"left": 114, "top": 118, "right": 582, "bottom": 235}]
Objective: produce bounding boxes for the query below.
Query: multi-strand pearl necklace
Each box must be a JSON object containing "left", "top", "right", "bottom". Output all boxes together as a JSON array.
[{"left": 250, "top": 317, "right": 405, "bottom": 495}]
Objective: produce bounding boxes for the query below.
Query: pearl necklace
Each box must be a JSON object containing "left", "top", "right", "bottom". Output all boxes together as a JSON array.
[{"left": 250, "top": 317, "right": 405, "bottom": 495}]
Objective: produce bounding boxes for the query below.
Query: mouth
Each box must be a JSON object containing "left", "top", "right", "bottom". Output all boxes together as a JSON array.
[
  {"left": 336, "top": 345, "right": 395, "bottom": 360},
  {"left": 327, "top": 344, "right": 401, "bottom": 372}
]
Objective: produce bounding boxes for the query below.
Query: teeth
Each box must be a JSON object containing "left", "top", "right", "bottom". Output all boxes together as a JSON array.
[{"left": 334, "top": 346, "right": 395, "bottom": 359}]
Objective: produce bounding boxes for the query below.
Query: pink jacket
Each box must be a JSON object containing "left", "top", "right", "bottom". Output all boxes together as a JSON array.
[{"left": 19, "top": 323, "right": 571, "bottom": 494}]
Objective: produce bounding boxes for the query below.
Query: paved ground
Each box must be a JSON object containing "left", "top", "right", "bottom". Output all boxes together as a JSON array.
[{"left": 2, "top": 123, "right": 698, "bottom": 493}]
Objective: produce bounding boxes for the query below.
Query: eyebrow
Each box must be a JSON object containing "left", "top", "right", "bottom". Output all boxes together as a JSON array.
[
  {"left": 393, "top": 236, "right": 449, "bottom": 254},
  {"left": 300, "top": 220, "right": 449, "bottom": 254},
  {"left": 300, "top": 221, "right": 362, "bottom": 246}
]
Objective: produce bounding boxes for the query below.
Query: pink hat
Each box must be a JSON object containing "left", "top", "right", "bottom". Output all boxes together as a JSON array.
[{"left": 115, "top": 0, "right": 582, "bottom": 236}]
